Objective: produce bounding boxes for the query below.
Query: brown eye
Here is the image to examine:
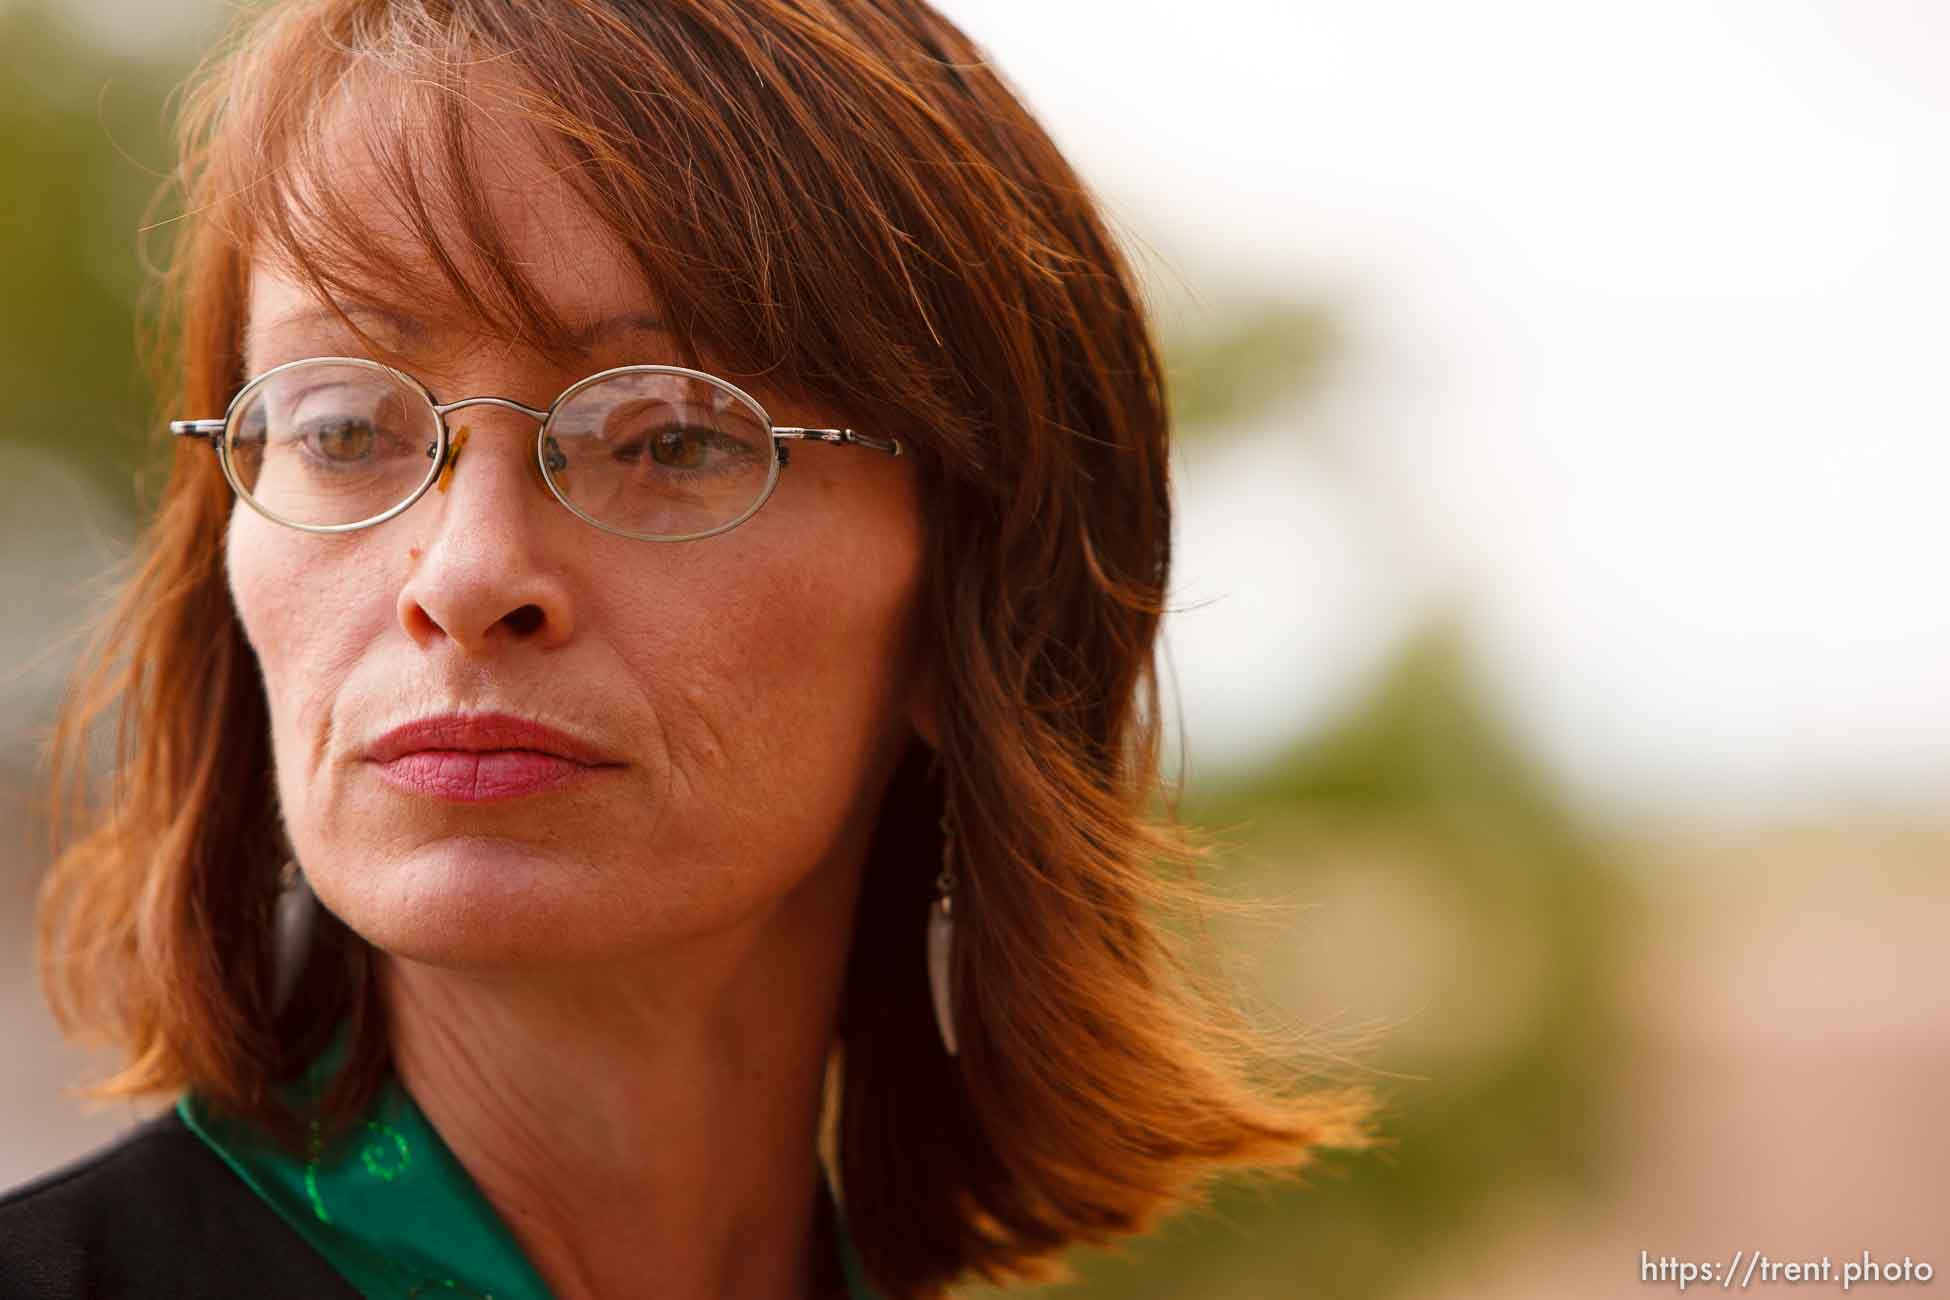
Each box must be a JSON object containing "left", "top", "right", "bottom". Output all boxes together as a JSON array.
[
  {"left": 648, "top": 428, "right": 710, "bottom": 469},
  {"left": 308, "top": 419, "right": 377, "bottom": 462}
]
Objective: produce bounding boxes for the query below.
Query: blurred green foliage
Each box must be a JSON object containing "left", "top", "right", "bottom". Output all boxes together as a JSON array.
[
  {"left": 0, "top": 1, "right": 209, "bottom": 515},
  {"left": 1163, "top": 301, "right": 1341, "bottom": 439}
]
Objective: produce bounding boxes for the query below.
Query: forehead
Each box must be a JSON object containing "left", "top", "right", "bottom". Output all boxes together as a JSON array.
[{"left": 243, "top": 67, "right": 658, "bottom": 365}]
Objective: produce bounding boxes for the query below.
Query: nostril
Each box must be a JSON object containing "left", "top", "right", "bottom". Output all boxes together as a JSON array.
[{"left": 503, "top": 604, "right": 546, "bottom": 637}]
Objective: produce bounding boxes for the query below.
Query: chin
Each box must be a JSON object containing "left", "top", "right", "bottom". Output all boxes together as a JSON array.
[{"left": 305, "top": 834, "right": 682, "bottom": 971}]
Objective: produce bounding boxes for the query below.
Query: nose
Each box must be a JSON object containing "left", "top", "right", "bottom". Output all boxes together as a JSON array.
[{"left": 395, "top": 406, "right": 577, "bottom": 654}]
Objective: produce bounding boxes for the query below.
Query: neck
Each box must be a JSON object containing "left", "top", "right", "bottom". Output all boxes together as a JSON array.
[{"left": 379, "top": 863, "right": 860, "bottom": 1300}]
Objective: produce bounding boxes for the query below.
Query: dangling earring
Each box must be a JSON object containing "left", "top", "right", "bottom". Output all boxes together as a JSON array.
[
  {"left": 927, "top": 807, "right": 960, "bottom": 1058},
  {"left": 272, "top": 859, "right": 319, "bottom": 1017}
]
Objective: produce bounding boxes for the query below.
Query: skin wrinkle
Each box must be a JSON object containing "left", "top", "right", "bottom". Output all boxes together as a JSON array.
[
  {"left": 223, "top": 69, "right": 931, "bottom": 1300},
  {"left": 667, "top": 687, "right": 723, "bottom": 809}
]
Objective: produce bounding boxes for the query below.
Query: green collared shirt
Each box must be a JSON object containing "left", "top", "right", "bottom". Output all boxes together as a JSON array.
[{"left": 179, "top": 1062, "right": 881, "bottom": 1300}]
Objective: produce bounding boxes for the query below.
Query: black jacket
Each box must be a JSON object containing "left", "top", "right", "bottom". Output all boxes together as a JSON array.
[{"left": 0, "top": 1110, "right": 359, "bottom": 1299}]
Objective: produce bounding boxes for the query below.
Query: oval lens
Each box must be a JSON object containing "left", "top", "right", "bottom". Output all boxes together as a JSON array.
[
  {"left": 543, "top": 371, "right": 774, "bottom": 539},
  {"left": 226, "top": 361, "right": 438, "bottom": 529}
]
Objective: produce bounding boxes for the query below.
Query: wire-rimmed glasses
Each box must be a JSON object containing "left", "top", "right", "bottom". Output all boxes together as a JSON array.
[{"left": 170, "top": 356, "right": 903, "bottom": 541}]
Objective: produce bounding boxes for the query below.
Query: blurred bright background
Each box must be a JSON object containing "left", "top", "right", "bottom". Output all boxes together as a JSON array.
[{"left": 2, "top": 1, "right": 1945, "bottom": 1296}]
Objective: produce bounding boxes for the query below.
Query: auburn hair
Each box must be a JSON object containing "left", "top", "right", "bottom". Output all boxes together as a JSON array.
[{"left": 40, "top": 1, "right": 1367, "bottom": 1295}]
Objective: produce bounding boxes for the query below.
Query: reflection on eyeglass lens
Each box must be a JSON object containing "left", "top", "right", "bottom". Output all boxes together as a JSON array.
[{"left": 224, "top": 360, "right": 780, "bottom": 537}]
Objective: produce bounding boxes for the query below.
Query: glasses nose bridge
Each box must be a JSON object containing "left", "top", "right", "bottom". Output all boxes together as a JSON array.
[
  {"left": 432, "top": 393, "right": 551, "bottom": 425},
  {"left": 425, "top": 393, "right": 554, "bottom": 491}
]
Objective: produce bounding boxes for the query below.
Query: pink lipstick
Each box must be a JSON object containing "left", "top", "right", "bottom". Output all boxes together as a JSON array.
[{"left": 365, "top": 713, "right": 621, "bottom": 803}]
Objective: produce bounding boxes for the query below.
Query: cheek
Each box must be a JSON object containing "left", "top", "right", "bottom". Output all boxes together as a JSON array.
[
  {"left": 227, "top": 515, "right": 388, "bottom": 774},
  {"left": 597, "top": 513, "right": 924, "bottom": 815}
]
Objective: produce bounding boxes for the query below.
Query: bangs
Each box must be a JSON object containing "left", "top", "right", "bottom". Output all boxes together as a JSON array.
[{"left": 201, "top": 9, "right": 686, "bottom": 373}]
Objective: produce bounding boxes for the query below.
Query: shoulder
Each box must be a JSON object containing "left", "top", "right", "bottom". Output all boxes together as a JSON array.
[{"left": 0, "top": 1110, "right": 357, "bottom": 1300}]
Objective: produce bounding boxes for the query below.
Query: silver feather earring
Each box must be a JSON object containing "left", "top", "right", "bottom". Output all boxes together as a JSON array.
[
  {"left": 272, "top": 859, "right": 319, "bottom": 1016},
  {"left": 927, "top": 807, "right": 960, "bottom": 1057}
]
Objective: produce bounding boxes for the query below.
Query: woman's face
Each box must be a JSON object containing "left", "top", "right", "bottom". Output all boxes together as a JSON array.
[{"left": 228, "top": 115, "right": 930, "bottom": 971}]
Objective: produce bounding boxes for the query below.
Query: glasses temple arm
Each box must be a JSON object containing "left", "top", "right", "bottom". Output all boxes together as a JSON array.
[
  {"left": 772, "top": 427, "right": 902, "bottom": 457},
  {"left": 170, "top": 419, "right": 225, "bottom": 446}
]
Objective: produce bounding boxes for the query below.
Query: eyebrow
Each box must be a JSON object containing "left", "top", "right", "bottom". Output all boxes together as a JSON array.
[{"left": 255, "top": 302, "right": 673, "bottom": 350}]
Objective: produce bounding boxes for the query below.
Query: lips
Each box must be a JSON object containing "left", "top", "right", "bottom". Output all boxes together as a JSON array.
[{"left": 365, "top": 713, "right": 622, "bottom": 802}]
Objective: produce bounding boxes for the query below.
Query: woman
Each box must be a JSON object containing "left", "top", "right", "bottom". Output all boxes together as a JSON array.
[{"left": 3, "top": 1, "right": 1366, "bottom": 1297}]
